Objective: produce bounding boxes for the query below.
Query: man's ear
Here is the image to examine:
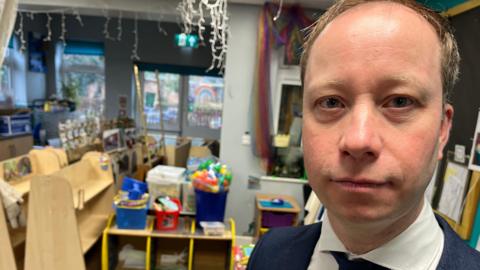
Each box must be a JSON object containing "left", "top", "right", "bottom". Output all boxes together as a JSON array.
[{"left": 437, "top": 104, "right": 453, "bottom": 160}]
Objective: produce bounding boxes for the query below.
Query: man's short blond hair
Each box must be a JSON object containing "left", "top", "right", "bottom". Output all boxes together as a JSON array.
[{"left": 300, "top": 0, "right": 460, "bottom": 103}]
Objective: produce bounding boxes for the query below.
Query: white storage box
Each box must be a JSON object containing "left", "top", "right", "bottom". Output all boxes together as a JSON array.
[
  {"left": 146, "top": 165, "right": 186, "bottom": 206},
  {"left": 199, "top": 221, "right": 225, "bottom": 236}
]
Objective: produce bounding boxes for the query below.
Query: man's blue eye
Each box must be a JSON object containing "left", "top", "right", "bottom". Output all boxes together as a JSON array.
[
  {"left": 387, "top": 97, "right": 414, "bottom": 108},
  {"left": 319, "top": 97, "right": 344, "bottom": 109}
]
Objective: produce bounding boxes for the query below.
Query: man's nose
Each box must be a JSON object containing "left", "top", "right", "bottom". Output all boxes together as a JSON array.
[{"left": 339, "top": 105, "right": 382, "bottom": 161}]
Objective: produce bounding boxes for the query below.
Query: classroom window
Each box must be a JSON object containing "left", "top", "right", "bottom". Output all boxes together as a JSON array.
[
  {"left": 60, "top": 41, "right": 105, "bottom": 117},
  {"left": 0, "top": 65, "right": 12, "bottom": 103},
  {"left": 187, "top": 75, "right": 224, "bottom": 129},
  {"left": 136, "top": 65, "right": 224, "bottom": 137},
  {"left": 142, "top": 71, "right": 181, "bottom": 131},
  {"left": 0, "top": 47, "right": 14, "bottom": 106}
]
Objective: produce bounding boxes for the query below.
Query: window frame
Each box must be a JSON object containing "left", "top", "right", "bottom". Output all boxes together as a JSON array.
[
  {"left": 58, "top": 41, "right": 106, "bottom": 116},
  {"left": 0, "top": 41, "right": 17, "bottom": 107},
  {"left": 134, "top": 64, "right": 224, "bottom": 140},
  {"left": 139, "top": 71, "right": 184, "bottom": 133}
]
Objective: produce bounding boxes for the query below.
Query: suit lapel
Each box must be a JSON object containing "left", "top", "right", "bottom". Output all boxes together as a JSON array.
[
  {"left": 435, "top": 214, "right": 464, "bottom": 270},
  {"left": 281, "top": 222, "right": 323, "bottom": 269}
]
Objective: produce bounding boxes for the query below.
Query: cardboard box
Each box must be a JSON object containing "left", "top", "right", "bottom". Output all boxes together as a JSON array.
[
  {"left": 188, "top": 139, "right": 218, "bottom": 158},
  {"left": 160, "top": 137, "right": 191, "bottom": 168},
  {"left": 189, "top": 145, "right": 212, "bottom": 158}
]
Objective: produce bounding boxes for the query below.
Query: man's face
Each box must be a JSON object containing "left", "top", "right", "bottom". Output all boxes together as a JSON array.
[{"left": 303, "top": 2, "right": 453, "bottom": 225}]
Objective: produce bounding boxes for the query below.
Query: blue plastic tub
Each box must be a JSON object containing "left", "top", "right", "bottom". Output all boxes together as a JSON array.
[
  {"left": 121, "top": 177, "right": 147, "bottom": 193},
  {"left": 195, "top": 189, "right": 228, "bottom": 224},
  {"left": 116, "top": 205, "right": 148, "bottom": 230}
]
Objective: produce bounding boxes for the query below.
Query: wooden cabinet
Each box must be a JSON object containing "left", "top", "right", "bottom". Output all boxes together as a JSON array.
[
  {"left": 254, "top": 193, "right": 301, "bottom": 239},
  {"left": 0, "top": 134, "right": 33, "bottom": 161}
]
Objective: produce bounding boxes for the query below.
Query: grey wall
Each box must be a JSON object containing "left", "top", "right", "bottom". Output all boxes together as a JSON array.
[
  {"left": 446, "top": 10, "right": 480, "bottom": 154},
  {"left": 15, "top": 12, "right": 213, "bottom": 118},
  {"left": 220, "top": 4, "right": 305, "bottom": 235}
]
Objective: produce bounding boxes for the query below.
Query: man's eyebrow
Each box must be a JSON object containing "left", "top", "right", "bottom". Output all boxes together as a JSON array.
[
  {"left": 305, "top": 79, "right": 348, "bottom": 93},
  {"left": 376, "top": 75, "right": 433, "bottom": 102}
]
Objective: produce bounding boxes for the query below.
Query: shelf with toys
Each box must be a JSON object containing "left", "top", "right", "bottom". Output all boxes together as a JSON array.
[
  {"left": 102, "top": 160, "right": 236, "bottom": 270},
  {"left": 102, "top": 215, "right": 236, "bottom": 270}
]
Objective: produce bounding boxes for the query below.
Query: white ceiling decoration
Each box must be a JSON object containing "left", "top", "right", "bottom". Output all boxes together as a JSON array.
[{"left": 18, "top": 0, "right": 332, "bottom": 21}]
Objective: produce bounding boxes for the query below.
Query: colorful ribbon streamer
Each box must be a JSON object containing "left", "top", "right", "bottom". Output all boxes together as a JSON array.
[{"left": 250, "top": 3, "right": 312, "bottom": 171}]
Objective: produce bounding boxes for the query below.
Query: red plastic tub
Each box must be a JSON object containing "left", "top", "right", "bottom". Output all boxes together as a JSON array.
[{"left": 155, "top": 198, "right": 182, "bottom": 230}]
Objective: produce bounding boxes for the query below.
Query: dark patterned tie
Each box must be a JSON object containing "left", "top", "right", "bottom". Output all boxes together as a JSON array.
[{"left": 331, "top": 251, "right": 389, "bottom": 270}]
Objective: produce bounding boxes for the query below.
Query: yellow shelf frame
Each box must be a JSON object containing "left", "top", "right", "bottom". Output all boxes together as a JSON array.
[{"left": 102, "top": 215, "right": 236, "bottom": 270}]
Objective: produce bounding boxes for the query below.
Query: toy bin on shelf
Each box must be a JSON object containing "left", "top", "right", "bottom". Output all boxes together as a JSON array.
[
  {"left": 261, "top": 211, "right": 296, "bottom": 227},
  {"left": 154, "top": 198, "right": 182, "bottom": 231},
  {"left": 0, "top": 113, "right": 31, "bottom": 136},
  {"left": 146, "top": 165, "right": 185, "bottom": 205},
  {"left": 116, "top": 205, "right": 148, "bottom": 230},
  {"left": 122, "top": 177, "right": 147, "bottom": 193},
  {"left": 195, "top": 189, "right": 228, "bottom": 224}
]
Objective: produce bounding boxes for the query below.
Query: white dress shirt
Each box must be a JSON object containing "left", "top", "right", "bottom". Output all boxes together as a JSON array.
[{"left": 307, "top": 200, "right": 444, "bottom": 270}]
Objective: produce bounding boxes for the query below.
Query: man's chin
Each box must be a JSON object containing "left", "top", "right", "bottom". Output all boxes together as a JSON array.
[{"left": 330, "top": 207, "right": 394, "bottom": 225}]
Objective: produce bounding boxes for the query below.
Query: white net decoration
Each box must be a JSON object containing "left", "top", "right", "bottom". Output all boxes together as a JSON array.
[{"left": 177, "top": 0, "right": 229, "bottom": 72}]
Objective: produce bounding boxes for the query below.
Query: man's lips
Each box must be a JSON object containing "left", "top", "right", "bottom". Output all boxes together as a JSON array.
[{"left": 331, "top": 178, "right": 391, "bottom": 189}]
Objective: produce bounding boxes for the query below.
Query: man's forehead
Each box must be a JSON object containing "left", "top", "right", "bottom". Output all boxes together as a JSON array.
[
  {"left": 303, "top": 1, "right": 443, "bottom": 97},
  {"left": 307, "top": 1, "right": 442, "bottom": 72},
  {"left": 316, "top": 1, "right": 439, "bottom": 45}
]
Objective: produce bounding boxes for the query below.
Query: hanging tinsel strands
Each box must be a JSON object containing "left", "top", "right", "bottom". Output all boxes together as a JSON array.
[
  {"left": 157, "top": 14, "right": 168, "bottom": 36},
  {"left": 59, "top": 12, "right": 67, "bottom": 46},
  {"left": 177, "top": 0, "right": 230, "bottom": 72},
  {"left": 103, "top": 9, "right": 114, "bottom": 40},
  {"left": 73, "top": 9, "right": 84, "bottom": 27},
  {"left": 26, "top": 12, "right": 34, "bottom": 20},
  {"left": 43, "top": 13, "right": 52, "bottom": 42},
  {"left": 117, "top": 10, "right": 122, "bottom": 41},
  {"left": 131, "top": 13, "right": 140, "bottom": 61},
  {"left": 14, "top": 12, "right": 26, "bottom": 51}
]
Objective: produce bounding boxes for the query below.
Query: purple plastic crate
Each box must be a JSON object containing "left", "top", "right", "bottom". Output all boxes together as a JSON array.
[{"left": 261, "top": 211, "right": 295, "bottom": 228}]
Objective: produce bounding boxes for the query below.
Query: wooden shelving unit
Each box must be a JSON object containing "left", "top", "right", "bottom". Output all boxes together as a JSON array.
[
  {"left": 102, "top": 215, "right": 236, "bottom": 270},
  {"left": 0, "top": 147, "right": 70, "bottom": 269},
  {"left": 24, "top": 152, "right": 115, "bottom": 270},
  {"left": 254, "top": 193, "right": 301, "bottom": 239},
  {"left": 0, "top": 198, "right": 17, "bottom": 270}
]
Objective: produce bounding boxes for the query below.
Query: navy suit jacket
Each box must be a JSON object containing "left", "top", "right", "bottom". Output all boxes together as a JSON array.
[{"left": 247, "top": 215, "right": 480, "bottom": 269}]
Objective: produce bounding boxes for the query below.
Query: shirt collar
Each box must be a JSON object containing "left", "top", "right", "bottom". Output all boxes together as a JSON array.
[{"left": 318, "top": 200, "right": 444, "bottom": 270}]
